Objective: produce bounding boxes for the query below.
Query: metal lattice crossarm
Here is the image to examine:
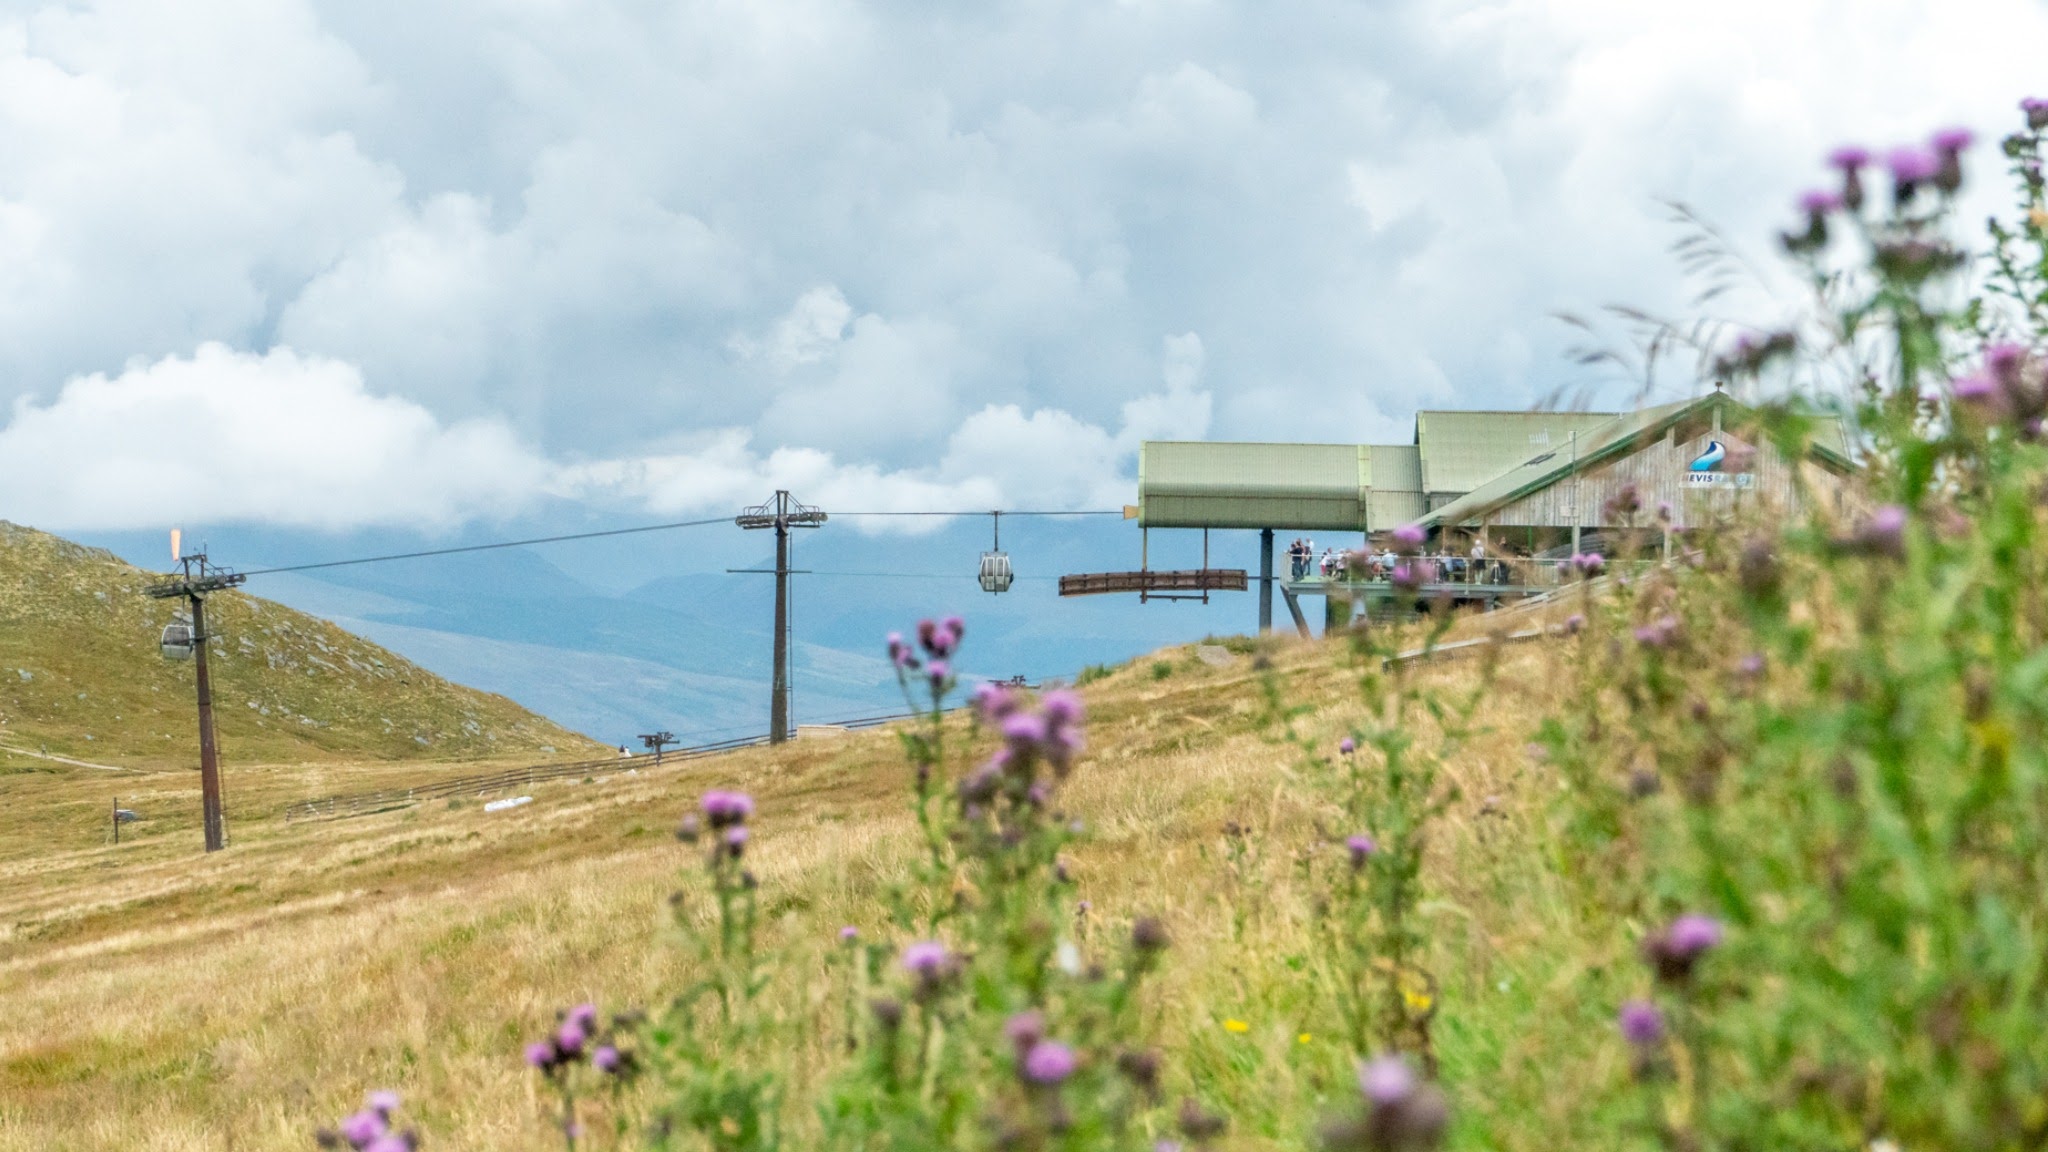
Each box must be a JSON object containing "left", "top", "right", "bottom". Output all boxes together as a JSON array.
[
  {"left": 146, "top": 553, "right": 247, "bottom": 600},
  {"left": 145, "top": 569, "right": 246, "bottom": 599},
  {"left": 735, "top": 494, "right": 826, "bottom": 529}
]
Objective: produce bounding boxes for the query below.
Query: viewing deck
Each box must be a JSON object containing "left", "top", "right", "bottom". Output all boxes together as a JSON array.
[{"left": 1268, "top": 557, "right": 1645, "bottom": 636}]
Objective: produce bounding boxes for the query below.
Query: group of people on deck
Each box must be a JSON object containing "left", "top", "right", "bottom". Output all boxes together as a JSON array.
[
  {"left": 1285, "top": 537, "right": 1346, "bottom": 579},
  {"left": 1288, "top": 533, "right": 1515, "bottom": 585}
]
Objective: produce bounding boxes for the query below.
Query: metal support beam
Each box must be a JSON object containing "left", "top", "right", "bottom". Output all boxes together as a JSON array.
[
  {"left": 1281, "top": 585, "right": 1311, "bottom": 638},
  {"left": 1259, "top": 528, "right": 1274, "bottom": 634},
  {"left": 772, "top": 516, "right": 790, "bottom": 743},
  {"left": 190, "top": 594, "right": 224, "bottom": 852}
]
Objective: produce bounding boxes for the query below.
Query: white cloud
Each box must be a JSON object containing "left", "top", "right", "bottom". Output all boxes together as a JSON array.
[
  {"left": 5, "top": 0, "right": 2048, "bottom": 533},
  {"left": 0, "top": 344, "right": 552, "bottom": 530},
  {"left": 734, "top": 286, "right": 854, "bottom": 370}
]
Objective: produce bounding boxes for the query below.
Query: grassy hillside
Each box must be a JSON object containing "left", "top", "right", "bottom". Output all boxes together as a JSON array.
[
  {"left": 0, "top": 521, "right": 604, "bottom": 767},
  {"left": 0, "top": 626, "right": 1574, "bottom": 1151}
]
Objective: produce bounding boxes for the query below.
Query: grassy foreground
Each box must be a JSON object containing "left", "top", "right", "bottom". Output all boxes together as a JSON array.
[{"left": 0, "top": 618, "right": 1602, "bottom": 1151}]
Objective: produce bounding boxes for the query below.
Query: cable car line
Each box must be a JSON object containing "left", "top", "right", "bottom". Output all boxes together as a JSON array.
[
  {"left": 232, "top": 510, "right": 1125, "bottom": 579},
  {"left": 796, "top": 569, "right": 1058, "bottom": 581},
  {"left": 827, "top": 509, "right": 1124, "bottom": 517},
  {"left": 237, "top": 515, "right": 737, "bottom": 577}
]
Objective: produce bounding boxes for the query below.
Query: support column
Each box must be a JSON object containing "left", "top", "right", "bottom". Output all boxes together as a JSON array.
[
  {"left": 1259, "top": 528, "right": 1274, "bottom": 634},
  {"left": 191, "top": 594, "right": 224, "bottom": 852},
  {"left": 771, "top": 514, "right": 791, "bottom": 745}
]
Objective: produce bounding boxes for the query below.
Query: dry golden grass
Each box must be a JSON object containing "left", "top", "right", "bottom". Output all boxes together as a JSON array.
[{"left": 0, "top": 628, "right": 1609, "bottom": 1151}]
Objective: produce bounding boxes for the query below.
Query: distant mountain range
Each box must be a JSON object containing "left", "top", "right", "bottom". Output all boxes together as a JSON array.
[{"left": 71, "top": 514, "right": 1266, "bottom": 745}]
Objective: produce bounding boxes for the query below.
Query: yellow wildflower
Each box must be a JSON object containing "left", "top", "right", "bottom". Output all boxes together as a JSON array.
[
  {"left": 1223, "top": 1018, "right": 1249, "bottom": 1033},
  {"left": 1297, "top": 1032, "right": 1312, "bottom": 1044}
]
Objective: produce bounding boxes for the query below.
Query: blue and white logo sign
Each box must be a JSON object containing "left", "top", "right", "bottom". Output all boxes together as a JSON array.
[{"left": 1683, "top": 439, "right": 1753, "bottom": 487}]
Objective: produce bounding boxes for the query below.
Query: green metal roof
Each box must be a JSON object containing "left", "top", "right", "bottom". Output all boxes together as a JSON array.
[
  {"left": 1138, "top": 441, "right": 1422, "bottom": 530},
  {"left": 1415, "top": 410, "right": 1620, "bottom": 495},
  {"left": 1140, "top": 441, "right": 1363, "bottom": 531}
]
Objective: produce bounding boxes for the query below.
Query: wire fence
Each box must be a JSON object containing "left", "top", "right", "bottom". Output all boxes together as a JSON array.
[{"left": 280, "top": 706, "right": 950, "bottom": 824}]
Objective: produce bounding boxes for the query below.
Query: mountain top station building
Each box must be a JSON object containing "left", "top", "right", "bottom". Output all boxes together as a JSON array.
[{"left": 1127, "top": 391, "right": 1855, "bottom": 634}]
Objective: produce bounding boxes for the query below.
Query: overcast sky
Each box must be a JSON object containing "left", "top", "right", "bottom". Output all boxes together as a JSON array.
[{"left": 2, "top": 0, "right": 2046, "bottom": 534}]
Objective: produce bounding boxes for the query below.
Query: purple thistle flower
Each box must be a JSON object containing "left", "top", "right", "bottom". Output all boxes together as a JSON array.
[
  {"left": 567, "top": 1003, "right": 598, "bottom": 1031},
  {"left": 556, "top": 1019, "right": 588, "bottom": 1057},
  {"left": 972, "top": 681, "right": 1020, "bottom": 723},
  {"left": 2025, "top": 97, "right": 2048, "bottom": 130},
  {"left": 927, "top": 659, "right": 950, "bottom": 685},
  {"left": 723, "top": 825, "right": 749, "bottom": 855},
  {"left": 1618, "top": 999, "right": 1665, "bottom": 1047},
  {"left": 839, "top": 925, "right": 859, "bottom": 943},
  {"left": 525, "top": 1041, "right": 555, "bottom": 1069},
  {"left": 1633, "top": 615, "right": 1680, "bottom": 649},
  {"left": 1736, "top": 652, "right": 1766, "bottom": 677},
  {"left": 1022, "top": 1040, "right": 1079, "bottom": 1085},
  {"left": 593, "top": 1045, "right": 622, "bottom": 1073},
  {"left": 1391, "top": 523, "right": 1426, "bottom": 552},
  {"left": 701, "top": 791, "right": 754, "bottom": 827},
  {"left": 887, "top": 632, "right": 919, "bottom": 670},
  {"left": 366, "top": 1090, "right": 401, "bottom": 1116},
  {"left": 1667, "top": 914, "right": 1723, "bottom": 957},
  {"left": 1644, "top": 913, "right": 1724, "bottom": 984},
  {"left": 901, "top": 940, "right": 949, "bottom": 975},
  {"left": 1954, "top": 371, "right": 2002, "bottom": 409},
  {"left": 363, "top": 1136, "right": 414, "bottom": 1152},
  {"left": 1563, "top": 613, "right": 1585, "bottom": 635},
  {"left": 1798, "top": 188, "right": 1843, "bottom": 215},
  {"left": 1853, "top": 505, "right": 1909, "bottom": 558},
  {"left": 340, "top": 1110, "right": 388, "bottom": 1145},
  {"left": 1357, "top": 1055, "right": 1416, "bottom": 1105},
  {"left": 1571, "top": 552, "right": 1605, "bottom": 578},
  {"left": 1887, "top": 146, "right": 1940, "bottom": 184},
  {"left": 1346, "top": 835, "right": 1375, "bottom": 868},
  {"left": 1041, "top": 689, "right": 1084, "bottom": 730},
  {"left": 1389, "top": 562, "right": 1423, "bottom": 593},
  {"left": 1931, "top": 127, "right": 1975, "bottom": 154},
  {"left": 1987, "top": 342, "right": 2030, "bottom": 386},
  {"left": 1827, "top": 145, "right": 1871, "bottom": 170},
  {"left": 942, "top": 615, "right": 966, "bottom": 643},
  {"left": 917, "top": 618, "right": 959, "bottom": 658},
  {"left": 1339, "top": 737, "right": 1356, "bottom": 755},
  {"left": 1002, "top": 711, "right": 1049, "bottom": 748},
  {"left": 1004, "top": 1010, "right": 1046, "bottom": 1050}
]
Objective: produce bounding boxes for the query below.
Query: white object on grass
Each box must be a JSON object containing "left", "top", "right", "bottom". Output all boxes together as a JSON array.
[{"left": 484, "top": 795, "right": 533, "bottom": 812}]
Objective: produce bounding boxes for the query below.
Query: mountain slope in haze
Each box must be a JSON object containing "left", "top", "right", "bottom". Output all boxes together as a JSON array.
[
  {"left": 252, "top": 556, "right": 908, "bottom": 744},
  {"left": 0, "top": 522, "right": 603, "bottom": 766}
]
